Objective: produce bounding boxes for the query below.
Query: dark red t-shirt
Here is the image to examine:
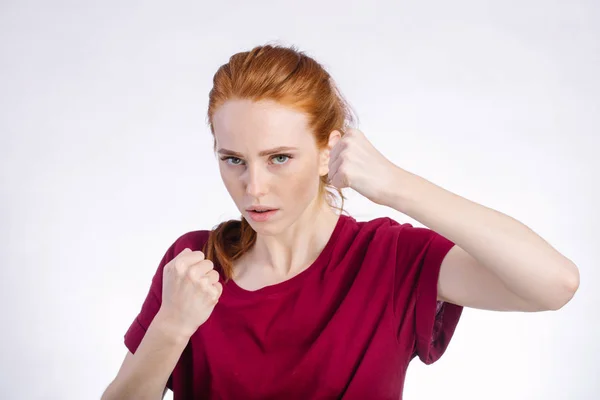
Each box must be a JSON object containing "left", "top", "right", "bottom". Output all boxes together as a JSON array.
[{"left": 124, "top": 214, "right": 463, "bottom": 399}]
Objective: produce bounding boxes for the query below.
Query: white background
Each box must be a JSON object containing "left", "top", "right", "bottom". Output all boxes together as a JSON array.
[{"left": 1, "top": 1, "right": 598, "bottom": 399}]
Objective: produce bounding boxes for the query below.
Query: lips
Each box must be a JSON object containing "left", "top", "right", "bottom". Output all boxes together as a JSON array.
[
  {"left": 246, "top": 206, "right": 277, "bottom": 212},
  {"left": 246, "top": 207, "right": 279, "bottom": 222}
]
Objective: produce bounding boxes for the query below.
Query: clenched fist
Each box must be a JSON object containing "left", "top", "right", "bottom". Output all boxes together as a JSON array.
[{"left": 159, "top": 248, "right": 223, "bottom": 338}]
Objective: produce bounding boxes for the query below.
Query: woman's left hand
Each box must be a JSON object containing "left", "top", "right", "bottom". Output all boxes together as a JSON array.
[{"left": 327, "top": 128, "right": 401, "bottom": 206}]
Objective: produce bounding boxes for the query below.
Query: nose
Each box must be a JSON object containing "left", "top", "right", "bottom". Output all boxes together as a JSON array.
[{"left": 243, "top": 163, "right": 269, "bottom": 198}]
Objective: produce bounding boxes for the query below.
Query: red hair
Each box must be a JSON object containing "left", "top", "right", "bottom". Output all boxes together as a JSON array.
[{"left": 203, "top": 44, "right": 356, "bottom": 281}]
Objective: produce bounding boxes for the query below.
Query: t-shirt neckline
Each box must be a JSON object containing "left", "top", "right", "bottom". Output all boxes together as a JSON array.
[{"left": 224, "top": 213, "right": 350, "bottom": 299}]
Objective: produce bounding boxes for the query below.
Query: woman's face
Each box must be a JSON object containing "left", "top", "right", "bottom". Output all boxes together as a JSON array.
[{"left": 212, "top": 99, "right": 331, "bottom": 235}]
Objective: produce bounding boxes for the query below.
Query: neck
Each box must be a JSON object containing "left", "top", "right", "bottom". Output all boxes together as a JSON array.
[{"left": 245, "top": 199, "right": 340, "bottom": 279}]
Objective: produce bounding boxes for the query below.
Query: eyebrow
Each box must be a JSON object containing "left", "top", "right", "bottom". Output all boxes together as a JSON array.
[{"left": 217, "top": 146, "right": 298, "bottom": 157}]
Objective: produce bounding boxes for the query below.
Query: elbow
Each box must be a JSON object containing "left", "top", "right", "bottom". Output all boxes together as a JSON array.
[
  {"left": 101, "top": 382, "right": 117, "bottom": 400},
  {"left": 545, "top": 261, "right": 580, "bottom": 311}
]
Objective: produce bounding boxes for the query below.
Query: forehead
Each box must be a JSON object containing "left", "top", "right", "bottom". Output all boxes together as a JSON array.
[{"left": 213, "top": 99, "right": 313, "bottom": 149}]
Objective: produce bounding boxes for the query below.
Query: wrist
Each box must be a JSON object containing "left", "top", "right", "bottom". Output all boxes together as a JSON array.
[
  {"left": 152, "top": 309, "right": 194, "bottom": 345},
  {"left": 381, "top": 166, "right": 420, "bottom": 212}
]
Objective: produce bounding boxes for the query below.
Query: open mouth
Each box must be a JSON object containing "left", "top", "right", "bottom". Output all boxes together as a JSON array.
[
  {"left": 246, "top": 208, "right": 279, "bottom": 221},
  {"left": 247, "top": 207, "right": 277, "bottom": 213}
]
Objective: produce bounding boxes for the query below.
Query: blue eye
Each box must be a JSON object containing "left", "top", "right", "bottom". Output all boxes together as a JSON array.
[
  {"left": 221, "top": 157, "right": 244, "bottom": 165},
  {"left": 271, "top": 154, "right": 291, "bottom": 165},
  {"left": 219, "top": 154, "right": 293, "bottom": 166}
]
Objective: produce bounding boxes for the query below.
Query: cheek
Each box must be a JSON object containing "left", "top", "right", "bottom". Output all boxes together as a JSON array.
[
  {"left": 277, "top": 159, "right": 321, "bottom": 201},
  {"left": 219, "top": 167, "right": 242, "bottom": 195}
]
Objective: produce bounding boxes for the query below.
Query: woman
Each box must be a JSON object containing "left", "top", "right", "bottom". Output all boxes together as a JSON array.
[{"left": 102, "top": 44, "right": 580, "bottom": 399}]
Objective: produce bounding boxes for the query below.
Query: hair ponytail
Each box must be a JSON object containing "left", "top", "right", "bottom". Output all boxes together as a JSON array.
[
  {"left": 204, "top": 183, "right": 346, "bottom": 281},
  {"left": 203, "top": 217, "right": 256, "bottom": 282}
]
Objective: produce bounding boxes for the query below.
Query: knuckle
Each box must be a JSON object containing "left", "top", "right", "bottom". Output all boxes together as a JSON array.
[
  {"left": 185, "top": 267, "right": 198, "bottom": 281},
  {"left": 205, "top": 269, "right": 216, "bottom": 282},
  {"left": 174, "top": 257, "right": 187, "bottom": 270},
  {"left": 174, "top": 260, "right": 187, "bottom": 274},
  {"left": 198, "top": 275, "right": 211, "bottom": 287}
]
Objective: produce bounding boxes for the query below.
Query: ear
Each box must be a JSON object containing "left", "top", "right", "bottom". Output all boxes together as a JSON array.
[{"left": 319, "top": 130, "right": 342, "bottom": 176}]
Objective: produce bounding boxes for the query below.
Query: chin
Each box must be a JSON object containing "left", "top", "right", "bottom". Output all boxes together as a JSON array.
[
  {"left": 246, "top": 222, "right": 282, "bottom": 237},
  {"left": 243, "top": 212, "right": 289, "bottom": 236}
]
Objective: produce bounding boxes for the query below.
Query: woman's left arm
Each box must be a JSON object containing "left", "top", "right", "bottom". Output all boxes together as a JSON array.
[
  {"left": 383, "top": 168, "right": 580, "bottom": 312},
  {"left": 327, "top": 128, "right": 580, "bottom": 312}
]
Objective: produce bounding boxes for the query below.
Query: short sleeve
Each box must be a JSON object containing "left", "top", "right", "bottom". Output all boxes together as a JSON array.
[
  {"left": 123, "top": 239, "right": 177, "bottom": 389},
  {"left": 391, "top": 223, "right": 463, "bottom": 365}
]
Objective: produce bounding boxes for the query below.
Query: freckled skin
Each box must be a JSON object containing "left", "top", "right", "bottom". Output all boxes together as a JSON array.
[{"left": 212, "top": 98, "right": 330, "bottom": 237}]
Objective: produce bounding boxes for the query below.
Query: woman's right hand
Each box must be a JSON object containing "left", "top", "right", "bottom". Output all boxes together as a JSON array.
[{"left": 159, "top": 248, "right": 223, "bottom": 338}]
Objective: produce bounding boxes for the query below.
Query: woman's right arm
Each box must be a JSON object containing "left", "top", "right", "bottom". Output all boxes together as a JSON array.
[
  {"left": 102, "top": 247, "right": 223, "bottom": 399},
  {"left": 101, "top": 310, "right": 191, "bottom": 400}
]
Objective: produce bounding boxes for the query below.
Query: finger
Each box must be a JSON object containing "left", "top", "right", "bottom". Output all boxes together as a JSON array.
[
  {"left": 329, "top": 163, "right": 348, "bottom": 188},
  {"left": 205, "top": 269, "right": 220, "bottom": 284},
  {"left": 211, "top": 282, "right": 223, "bottom": 300},
  {"left": 173, "top": 250, "right": 205, "bottom": 273},
  {"left": 328, "top": 154, "right": 344, "bottom": 179},
  {"left": 180, "top": 249, "right": 205, "bottom": 264},
  {"left": 346, "top": 128, "right": 362, "bottom": 138},
  {"left": 199, "top": 277, "right": 220, "bottom": 300},
  {"left": 213, "top": 281, "right": 223, "bottom": 295},
  {"left": 187, "top": 260, "right": 214, "bottom": 281},
  {"left": 328, "top": 140, "right": 346, "bottom": 166}
]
